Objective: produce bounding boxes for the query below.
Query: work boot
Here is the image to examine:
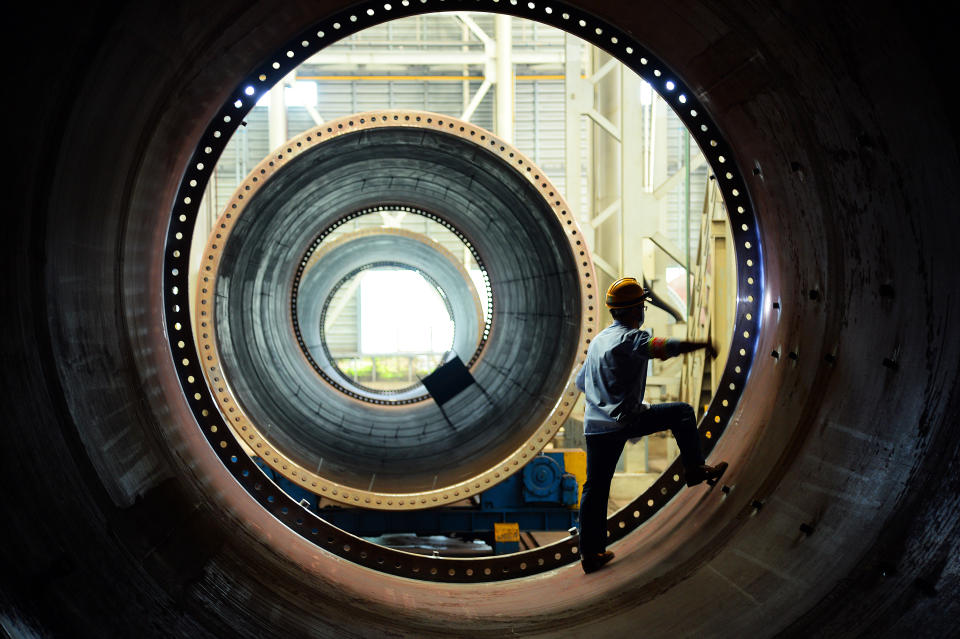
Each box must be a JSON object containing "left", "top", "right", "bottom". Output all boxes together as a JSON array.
[
  {"left": 581, "top": 550, "right": 615, "bottom": 574},
  {"left": 685, "top": 461, "right": 728, "bottom": 487}
]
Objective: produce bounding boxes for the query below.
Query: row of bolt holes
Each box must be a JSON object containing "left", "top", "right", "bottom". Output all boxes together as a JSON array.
[
  {"left": 227, "top": 440, "right": 712, "bottom": 548},
  {"left": 228, "top": 453, "right": 585, "bottom": 574},
  {"left": 342, "top": 545, "right": 580, "bottom": 577},
  {"left": 290, "top": 206, "right": 492, "bottom": 403},
  {"left": 607, "top": 391, "right": 739, "bottom": 531},
  {"left": 238, "top": 2, "right": 730, "bottom": 155},
  {"left": 176, "top": 0, "right": 751, "bottom": 558},
  {"left": 181, "top": 0, "right": 746, "bottom": 248},
  {"left": 240, "top": 1, "right": 693, "bottom": 122},
  {"left": 295, "top": 206, "right": 491, "bottom": 315},
  {"left": 161, "top": 0, "right": 749, "bottom": 577},
  {"left": 768, "top": 291, "right": 893, "bottom": 366},
  {"left": 233, "top": 450, "right": 545, "bottom": 506},
  {"left": 610, "top": 473, "right": 684, "bottom": 531},
  {"left": 289, "top": 115, "right": 596, "bottom": 292}
]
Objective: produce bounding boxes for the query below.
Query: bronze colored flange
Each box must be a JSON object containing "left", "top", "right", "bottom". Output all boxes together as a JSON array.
[{"left": 193, "top": 111, "right": 599, "bottom": 509}]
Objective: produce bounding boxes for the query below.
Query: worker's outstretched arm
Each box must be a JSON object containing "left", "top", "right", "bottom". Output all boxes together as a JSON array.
[
  {"left": 671, "top": 340, "right": 717, "bottom": 358},
  {"left": 647, "top": 337, "right": 717, "bottom": 360}
]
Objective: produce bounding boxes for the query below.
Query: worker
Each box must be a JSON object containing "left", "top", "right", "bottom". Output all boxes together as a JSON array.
[{"left": 575, "top": 277, "right": 728, "bottom": 574}]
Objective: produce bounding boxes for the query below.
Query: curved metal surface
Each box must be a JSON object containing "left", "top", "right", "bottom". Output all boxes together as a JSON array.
[
  {"left": 180, "top": 8, "right": 754, "bottom": 550},
  {"left": 197, "top": 112, "right": 596, "bottom": 502},
  {"left": 3, "top": 0, "right": 959, "bottom": 637},
  {"left": 301, "top": 209, "right": 493, "bottom": 399},
  {"left": 299, "top": 226, "right": 484, "bottom": 400}
]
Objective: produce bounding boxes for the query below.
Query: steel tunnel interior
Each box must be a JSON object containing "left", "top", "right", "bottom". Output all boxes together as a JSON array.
[
  {"left": 210, "top": 123, "right": 584, "bottom": 495},
  {"left": 3, "top": 0, "right": 959, "bottom": 637},
  {"left": 294, "top": 225, "right": 484, "bottom": 405}
]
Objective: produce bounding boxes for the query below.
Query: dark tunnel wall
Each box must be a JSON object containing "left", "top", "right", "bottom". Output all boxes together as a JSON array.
[{"left": 2, "top": 1, "right": 959, "bottom": 637}]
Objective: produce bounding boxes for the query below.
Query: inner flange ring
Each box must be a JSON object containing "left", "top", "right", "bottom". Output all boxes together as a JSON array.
[
  {"left": 317, "top": 260, "right": 454, "bottom": 397},
  {"left": 294, "top": 217, "right": 488, "bottom": 404},
  {"left": 195, "top": 110, "right": 597, "bottom": 509}
]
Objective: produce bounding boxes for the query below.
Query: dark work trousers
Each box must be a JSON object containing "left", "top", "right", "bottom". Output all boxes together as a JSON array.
[{"left": 578, "top": 402, "right": 704, "bottom": 557}]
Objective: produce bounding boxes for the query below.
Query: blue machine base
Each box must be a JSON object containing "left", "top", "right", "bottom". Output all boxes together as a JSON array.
[
  {"left": 318, "top": 506, "right": 578, "bottom": 539},
  {"left": 252, "top": 453, "right": 582, "bottom": 552}
]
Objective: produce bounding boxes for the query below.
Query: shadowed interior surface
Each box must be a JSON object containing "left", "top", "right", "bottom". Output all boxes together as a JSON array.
[
  {"left": 3, "top": 1, "right": 959, "bottom": 637},
  {"left": 209, "top": 122, "right": 582, "bottom": 493},
  {"left": 297, "top": 227, "right": 482, "bottom": 400}
]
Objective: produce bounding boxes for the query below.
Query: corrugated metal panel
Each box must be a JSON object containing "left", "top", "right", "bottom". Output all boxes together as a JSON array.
[
  {"left": 663, "top": 110, "right": 710, "bottom": 260},
  {"left": 205, "top": 14, "right": 570, "bottom": 231},
  {"left": 331, "top": 13, "right": 557, "bottom": 49},
  {"left": 207, "top": 85, "right": 707, "bottom": 265},
  {"left": 195, "top": 13, "right": 728, "bottom": 362},
  {"left": 513, "top": 16, "right": 564, "bottom": 47},
  {"left": 341, "top": 13, "right": 488, "bottom": 46},
  {"left": 213, "top": 108, "right": 270, "bottom": 211},
  {"left": 515, "top": 80, "right": 566, "bottom": 192}
]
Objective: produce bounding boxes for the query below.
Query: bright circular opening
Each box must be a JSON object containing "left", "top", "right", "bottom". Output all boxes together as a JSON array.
[
  {"left": 321, "top": 266, "right": 455, "bottom": 393},
  {"left": 171, "top": 3, "right": 760, "bottom": 577},
  {"left": 290, "top": 206, "right": 493, "bottom": 404}
]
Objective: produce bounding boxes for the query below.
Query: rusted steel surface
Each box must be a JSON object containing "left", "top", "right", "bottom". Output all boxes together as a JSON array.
[{"left": 2, "top": 1, "right": 958, "bottom": 637}]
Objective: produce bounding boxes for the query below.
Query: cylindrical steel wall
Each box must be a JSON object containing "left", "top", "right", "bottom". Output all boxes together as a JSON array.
[{"left": 3, "top": 1, "right": 958, "bottom": 637}]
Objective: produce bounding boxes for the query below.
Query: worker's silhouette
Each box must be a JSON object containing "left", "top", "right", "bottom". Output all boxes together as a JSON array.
[{"left": 575, "top": 277, "right": 727, "bottom": 574}]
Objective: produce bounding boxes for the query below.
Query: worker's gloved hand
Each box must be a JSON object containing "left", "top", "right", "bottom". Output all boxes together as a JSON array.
[{"left": 705, "top": 342, "right": 718, "bottom": 359}]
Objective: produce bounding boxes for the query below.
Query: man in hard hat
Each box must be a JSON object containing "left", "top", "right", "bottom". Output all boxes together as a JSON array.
[{"left": 575, "top": 276, "right": 728, "bottom": 574}]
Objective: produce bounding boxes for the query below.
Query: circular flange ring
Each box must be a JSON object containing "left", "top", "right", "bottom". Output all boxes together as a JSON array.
[
  {"left": 298, "top": 225, "right": 486, "bottom": 402},
  {"left": 194, "top": 110, "right": 599, "bottom": 510},
  {"left": 165, "top": 0, "right": 764, "bottom": 581}
]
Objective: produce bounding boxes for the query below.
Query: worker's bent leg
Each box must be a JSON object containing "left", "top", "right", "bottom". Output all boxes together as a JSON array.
[
  {"left": 579, "top": 433, "right": 625, "bottom": 557},
  {"left": 623, "top": 402, "right": 705, "bottom": 470}
]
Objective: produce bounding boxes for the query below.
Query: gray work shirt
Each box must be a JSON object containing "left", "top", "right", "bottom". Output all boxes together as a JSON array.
[{"left": 575, "top": 321, "right": 680, "bottom": 435}]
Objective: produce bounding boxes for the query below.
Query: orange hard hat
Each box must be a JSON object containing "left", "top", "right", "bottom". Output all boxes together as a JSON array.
[{"left": 605, "top": 277, "right": 649, "bottom": 309}]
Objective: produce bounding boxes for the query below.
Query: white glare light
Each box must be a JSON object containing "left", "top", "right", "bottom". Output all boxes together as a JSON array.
[
  {"left": 255, "top": 81, "right": 318, "bottom": 108},
  {"left": 639, "top": 80, "right": 653, "bottom": 106},
  {"left": 359, "top": 270, "right": 454, "bottom": 355}
]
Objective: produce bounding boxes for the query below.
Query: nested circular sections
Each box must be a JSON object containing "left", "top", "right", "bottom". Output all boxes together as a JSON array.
[
  {"left": 319, "top": 265, "right": 453, "bottom": 397},
  {"left": 196, "top": 111, "right": 596, "bottom": 507},
  {"left": 295, "top": 225, "right": 485, "bottom": 402},
  {"left": 168, "top": 1, "right": 765, "bottom": 578},
  {"left": 319, "top": 262, "right": 455, "bottom": 402}
]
